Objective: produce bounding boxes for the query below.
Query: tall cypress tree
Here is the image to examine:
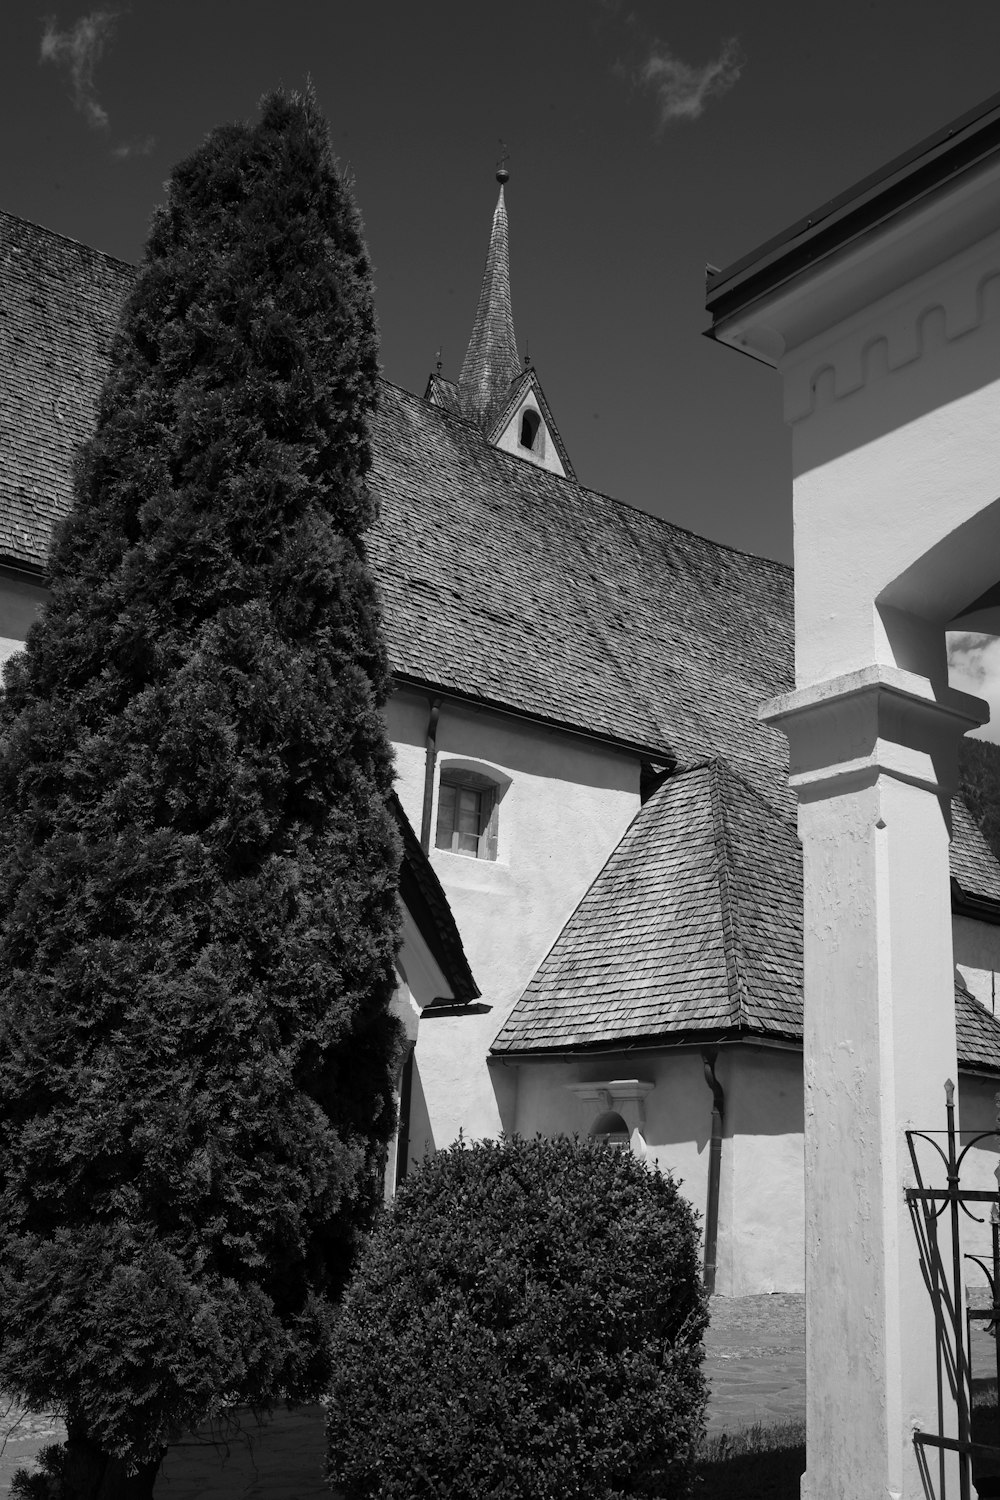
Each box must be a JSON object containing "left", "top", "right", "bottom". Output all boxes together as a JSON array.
[{"left": 0, "top": 90, "right": 400, "bottom": 1498}]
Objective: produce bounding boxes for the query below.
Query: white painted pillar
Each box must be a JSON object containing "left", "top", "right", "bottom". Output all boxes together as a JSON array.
[
  {"left": 764, "top": 668, "right": 984, "bottom": 1499},
  {"left": 706, "top": 115, "right": 1000, "bottom": 1500}
]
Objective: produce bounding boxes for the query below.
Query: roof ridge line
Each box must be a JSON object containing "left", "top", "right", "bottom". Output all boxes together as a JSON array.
[
  {"left": 376, "top": 382, "right": 792, "bottom": 571},
  {"left": 709, "top": 754, "right": 799, "bottom": 834},
  {"left": 708, "top": 761, "right": 751, "bottom": 1028},
  {"left": 0, "top": 207, "right": 136, "bottom": 273}
]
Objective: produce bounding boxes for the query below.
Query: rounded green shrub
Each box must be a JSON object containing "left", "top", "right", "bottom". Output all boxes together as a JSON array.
[{"left": 325, "top": 1135, "right": 709, "bottom": 1499}]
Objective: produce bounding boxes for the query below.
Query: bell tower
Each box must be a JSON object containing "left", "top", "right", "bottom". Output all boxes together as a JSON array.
[{"left": 426, "top": 159, "right": 574, "bottom": 479}]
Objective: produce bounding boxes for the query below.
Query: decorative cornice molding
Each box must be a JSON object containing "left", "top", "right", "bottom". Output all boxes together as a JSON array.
[
  {"left": 566, "top": 1078, "right": 655, "bottom": 1127},
  {"left": 760, "top": 664, "right": 987, "bottom": 803},
  {"left": 783, "top": 244, "right": 1000, "bottom": 423}
]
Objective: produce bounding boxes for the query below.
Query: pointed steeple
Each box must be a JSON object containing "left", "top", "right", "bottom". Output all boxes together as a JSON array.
[{"left": 458, "top": 165, "right": 521, "bottom": 431}]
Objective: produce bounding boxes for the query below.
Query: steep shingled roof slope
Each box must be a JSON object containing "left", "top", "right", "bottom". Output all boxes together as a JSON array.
[
  {"left": 951, "top": 798, "right": 1000, "bottom": 903},
  {"left": 955, "top": 980, "right": 1000, "bottom": 1074},
  {"left": 369, "top": 380, "right": 796, "bottom": 815},
  {"left": 456, "top": 184, "right": 521, "bottom": 431},
  {"left": 2, "top": 210, "right": 999, "bottom": 907},
  {"left": 492, "top": 762, "right": 802, "bottom": 1053},
  {"left": 0, "top": 211, "right": 133, "bottom": 569},
  {"left": 495, "top": 760, "right": 1000, "bottom": 1071}
]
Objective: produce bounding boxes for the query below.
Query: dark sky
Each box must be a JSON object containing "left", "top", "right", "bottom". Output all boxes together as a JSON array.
[{"left": 6, "top": 0, "right": 1000, "bottom": 569}]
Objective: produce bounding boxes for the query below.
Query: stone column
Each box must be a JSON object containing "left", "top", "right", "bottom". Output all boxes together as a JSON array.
[{"left": 763, "top": 666, "right": 986, "bottom": 1499}]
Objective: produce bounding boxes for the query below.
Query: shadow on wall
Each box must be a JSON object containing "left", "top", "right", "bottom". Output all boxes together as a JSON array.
[
  {"left": 403, "top": 1054, "right": 436, "bottom": 1175},
  {"left": 490, "top": 1054, "right": 519, "bottom": 1138}
]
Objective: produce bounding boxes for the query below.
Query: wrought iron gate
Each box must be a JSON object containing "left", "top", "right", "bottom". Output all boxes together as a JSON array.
[{"left": 906, "top": 1081, "right": 1000, "bottom": 1500}]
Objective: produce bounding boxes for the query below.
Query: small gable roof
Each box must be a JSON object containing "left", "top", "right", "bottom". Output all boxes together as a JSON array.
[
  {"left": 492, "top": 761, "right": 802, "bottom": 1054},
  {"left": 955, "top": 979, "right": 1000, "bottom": 1075},
  {"left": 494, "top": 760, "right": 1000, "bottom": 1074},
  {"left": 951, "top": 797, "right": 1000, "bottom": 905},
  {"left": 486, "top": 367, "right": 576, "bottom": 480}
]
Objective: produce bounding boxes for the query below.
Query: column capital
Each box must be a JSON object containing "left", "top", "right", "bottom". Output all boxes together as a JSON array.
[{"left": 760, "top": 664, "right": 988, "bottom": 802}]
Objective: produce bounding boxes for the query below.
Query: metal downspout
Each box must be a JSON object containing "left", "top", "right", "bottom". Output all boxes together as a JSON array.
[
  {"left": 419, "top": 697, "right": 442, "bottom": 853},
  {"left": 701, "top": 1047, "right": 725, "bottom": 1294}
]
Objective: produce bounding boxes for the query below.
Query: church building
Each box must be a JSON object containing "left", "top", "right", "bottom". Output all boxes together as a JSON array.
[{"left": 3, "top": 169, "right": 1000, "bottom": 1295}]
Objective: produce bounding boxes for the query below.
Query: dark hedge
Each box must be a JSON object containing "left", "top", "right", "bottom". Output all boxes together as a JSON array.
[
  {"left": 0, "top": 89, "right": 400, "bottom": 1496},
  {"left": 325, "top": 1135, "right": 709, "bottom": 1500}
]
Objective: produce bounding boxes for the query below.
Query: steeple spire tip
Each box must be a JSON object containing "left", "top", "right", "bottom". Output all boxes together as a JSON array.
[{"left": 458, "top": 143, "right": 519, "bottom": 430}]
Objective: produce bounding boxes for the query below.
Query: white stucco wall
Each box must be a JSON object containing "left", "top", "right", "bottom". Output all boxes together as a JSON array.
[
  {"left": 0, "top": 569, "right": 46, "bottom": 665},
  {"left": 935, "top": 1072, "right": 1000, "bottom": 1308},
  {"left": 383, "top": 910, "right": 456, "bottom": 1197},
  {"left": 720, "top": 1046, "right": 805, "bottom": 1296},
  {"left": 508, "top": 1044, "right": 806, "bottom": 1297},
  {"left": 954, "top": 913, "right": 1000, "bottom": 1012},
  {"left": 494, "top": 1024, "right": 992, "bottom": 1296},
  {"left": 386, "top": 688, "right": 639, "bottom": 1146}
]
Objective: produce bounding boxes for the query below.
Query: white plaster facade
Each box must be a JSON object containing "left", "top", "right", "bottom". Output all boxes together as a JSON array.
[
  {"left": 954, "top": 912, "right": 1000, "bottom": 1011},
  {"left": 386, "top": 687, "right": 638, "bottom": 1149},
  {"left": 385, "top": 677, "right": 1000, "bottom": 1300},
  {"left": 507, "top": 1042, "right": 806, "bottom": 1295},
  {"left": 709, "top": 106, "right": 1000, "bottom": 1500}
]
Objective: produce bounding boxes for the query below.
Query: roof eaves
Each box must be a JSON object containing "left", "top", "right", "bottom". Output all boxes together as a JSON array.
[
  {"left": 490, "top": 1020, "right": 806, "bottom": 1061},
  {"left": 390, "top": 671, "right": 678, "bottom": 765},
  {"left": 951, "top": 878, "right": 1000, "bottom": 928},
  {"left": 705, "top": 90, "right": 1000, "bottom": 326},
  {"left": 391, "top": 793, "right": 480, "bottom": 1005}
]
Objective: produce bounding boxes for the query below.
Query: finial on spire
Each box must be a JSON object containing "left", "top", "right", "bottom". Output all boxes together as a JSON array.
[
  {"left": 435, "top": 346, "right": 443, "bottom": 376},
  {"left": 524, "top": 339, "right": 530, "bottom": 370},
  {"left": 496, "top": 138, "right": 510, "bottom": 186}
]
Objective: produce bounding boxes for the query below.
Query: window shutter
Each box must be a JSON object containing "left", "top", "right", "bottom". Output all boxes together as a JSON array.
[
  {"left": 479, "top": 788, "right": 498, "bottom": 861},
  {"left": 435, "top": 781, "right": 457, "bottom": 852}
]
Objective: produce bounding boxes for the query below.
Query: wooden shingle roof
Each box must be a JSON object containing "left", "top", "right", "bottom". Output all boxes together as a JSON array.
[
  {"left": 493, "top": 760, "right": 1000, "bottom": 1072},
  {"left": 2, "top": 205, "right": 1000, "bottom": 931},
  {"left": 955, "top": 980, "right": 1000, "bottom": 1075},
  {"left": 456, "top": 184, "right": 521, "bottom": 432},
  {"left": 492, "top": 762, "right": 802, "bottom": 1054},
  {"left": 369, "top": 379, "right": 796, "bottom": 814},
  {"left": 0, "top": 210, "right": 132, "bottom": 570}
]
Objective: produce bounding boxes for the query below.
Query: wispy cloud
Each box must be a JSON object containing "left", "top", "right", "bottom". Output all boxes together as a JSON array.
[
  {"left": 948, "top": 632, "right": 1000, "bottom": 742},
  {"left": 40, "top": 9, "right": 118, "bottom": 131},
  {"left": 111, "top": 134, "right": 156, "bottom": 160},
  {"left": 638, "top": 37, "right": 744, "bottom": 127}
]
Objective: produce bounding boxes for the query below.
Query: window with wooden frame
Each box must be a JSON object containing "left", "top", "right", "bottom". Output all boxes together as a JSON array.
[{"left": 435, "top": 768, "right": 499, "bottom": 861}]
